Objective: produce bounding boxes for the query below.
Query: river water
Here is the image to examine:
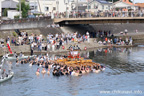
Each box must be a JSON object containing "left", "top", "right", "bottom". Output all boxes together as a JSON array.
[{"left": 0, "top": 46, "right": 144, "bottom": 96}]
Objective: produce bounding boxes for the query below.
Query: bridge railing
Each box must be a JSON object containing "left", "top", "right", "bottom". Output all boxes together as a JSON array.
[
  {"left": 53, "top": 11, "right": 144, "bottom": 18},
  {"left": 0, "top": 16, "right": 51, "bottom": 25}
]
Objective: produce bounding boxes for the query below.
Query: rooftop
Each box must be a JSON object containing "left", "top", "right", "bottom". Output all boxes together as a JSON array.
[
  {"left": 93, "top": 0, "right": 112, "bottom": 4},
  {"left": 135, "top": 3, "right": 144, "bottom": 8},
  {"left": 2, "top": 0, "right": 18, "bottom": 9}
]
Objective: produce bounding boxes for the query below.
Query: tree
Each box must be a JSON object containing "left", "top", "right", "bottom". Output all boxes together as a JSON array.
[
  {"left": 17, "top": 0, "right": 30, "bottom": 18},
  {"left": 3, "top": 8, "right": 9, "bottom": 16}
]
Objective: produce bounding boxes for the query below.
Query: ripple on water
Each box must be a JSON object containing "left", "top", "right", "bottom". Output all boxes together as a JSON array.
[{"left": 0, "top": 47, "right": 144, "bottom": 96}]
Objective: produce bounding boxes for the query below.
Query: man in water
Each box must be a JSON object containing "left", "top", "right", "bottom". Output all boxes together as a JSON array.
[
  {"left": 8, "top": 62, "right": 12, "bottom": 74},
  {"left": 2, "top": 69, "right": 8, "bottom": 78},
  {"left": 19, "top": 52, "right": 23, "bottom": 57},
  {"left": 13, "top": 52, "right": 18, "bottom": 58}
]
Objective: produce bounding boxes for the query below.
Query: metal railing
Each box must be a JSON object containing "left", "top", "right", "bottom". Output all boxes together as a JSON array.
[{"left": 53, "top": 10, "right": 144, "bottom": 18}]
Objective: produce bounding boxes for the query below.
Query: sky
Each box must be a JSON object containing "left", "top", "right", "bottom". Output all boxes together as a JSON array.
[{"left": 134, "top": 0, "right": 144, "bottom": 3}]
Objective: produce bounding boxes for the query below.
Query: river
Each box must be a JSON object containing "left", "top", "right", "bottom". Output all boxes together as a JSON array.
[{"left": 0, "top": 46, "right": 144, "bottom": 96}]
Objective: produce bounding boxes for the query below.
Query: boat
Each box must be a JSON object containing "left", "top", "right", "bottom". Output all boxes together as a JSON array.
[
  {"left": 5, "top": 55, "right": 36, "bottom": 60},
  {"left": 0, "top": 72, "right": 14, "bottom": 83}
]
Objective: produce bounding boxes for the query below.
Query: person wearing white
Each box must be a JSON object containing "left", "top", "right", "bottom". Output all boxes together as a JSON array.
[
  {"left": 52, "top": 44, "right": 55, "bottom": 51},
  {"left": 5, "top": 52, "right": 9, "bottom": 58},
  {"left": 86, "top": 31, "right": 90, "bottom": 42}
]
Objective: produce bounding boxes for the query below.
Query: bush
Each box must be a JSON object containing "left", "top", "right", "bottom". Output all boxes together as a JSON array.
[
  {"left": 33, "top": 13, "right": 44, "bottom": 16},
  {"left": 13, "top": 32, "right": 17, "bottom": 37},
  {"left": 14, "top": 15, "right": 20, "bottom": 19}
]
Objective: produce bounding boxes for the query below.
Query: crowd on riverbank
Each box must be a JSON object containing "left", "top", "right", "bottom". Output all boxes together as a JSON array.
[{"left": 0, "top": 29, "right": 134, "bottom": 53}]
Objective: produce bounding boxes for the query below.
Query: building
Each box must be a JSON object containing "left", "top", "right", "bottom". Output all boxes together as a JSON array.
[
  {"left": 88, "top": 0, "right": 112, "bottom": 12},
  {"left": 29, "top": 0, "right": 72, "bottom": 14},
  {"left": 113, "top": 0, "right": 136, "bottom": 11},
  {"left": 135, "top": 3, "right": 144, "bottom": 10},
  {"left": 1, "top": 0, "right": 19, "bottom": 16}
]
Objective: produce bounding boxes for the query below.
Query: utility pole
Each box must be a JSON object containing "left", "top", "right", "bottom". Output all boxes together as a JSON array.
[
  {"left": 112, "top": 0, "right": 114, "bottom": 17},
  {"left": 34, "top": 0, "right": 36, "bottom": 13},
  {"left": 76, "top": 0, "right": 78, "bottom": 12},
  {"left": 37, "top": 0, "right": 42, "bottom": 14},
  {"left": 56, "top": 0, "right": 59, "bottom": 13},
  {"left": 131, "top": 0, "right": 134, "bottom": 17},
  {"left": 19, "top": 0, "right": 22, "bottom": 18},
  {"left": 66, "top": 3, "right": 68, "bottom": 18},
  {"left": 87, "top": 0, "right": 89, "bottom": 17}
]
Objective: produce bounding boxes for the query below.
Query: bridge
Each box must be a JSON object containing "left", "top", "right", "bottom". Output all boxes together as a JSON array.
[{"left": 54, "top": 17, "right": 144, "bottom": 25}]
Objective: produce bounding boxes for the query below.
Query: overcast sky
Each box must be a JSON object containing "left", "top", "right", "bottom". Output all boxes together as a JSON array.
[{"left": 133, "top": 0, "right": 144, "bottom": 3}]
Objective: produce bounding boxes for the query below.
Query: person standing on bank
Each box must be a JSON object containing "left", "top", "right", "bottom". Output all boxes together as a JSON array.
[
  {"left": 31, "top": 47, "right": 33, "bottom": 56},
  {"left": 31, "top": 43, "right": 34, "bottom": 56}
]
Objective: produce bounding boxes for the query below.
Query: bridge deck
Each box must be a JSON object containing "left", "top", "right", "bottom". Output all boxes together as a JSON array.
[{"left": 54, "top": 17, "right": 144, "bottom": 25}]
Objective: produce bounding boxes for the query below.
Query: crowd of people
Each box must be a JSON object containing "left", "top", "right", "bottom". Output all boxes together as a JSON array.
[
  {"left": 30, "top": 31, "right": 90, "bottom": 52},
  {"left": 13, "top": 53, "right": 105, "bottom": 77},
  {"left": 94, "top": 30, "right": 133, "bottom": 46},
  {"left": 0, "top": 9, "right": 144, "bottom": 25},
  {"left": 0, "top": 29, "right": 134, "bottom": 51},
  {"left": 52, "top": 10, "right": 144, "bottom": 18}
]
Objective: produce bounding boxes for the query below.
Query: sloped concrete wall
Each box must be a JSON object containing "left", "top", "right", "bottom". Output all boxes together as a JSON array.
[
  {"left": 0, "top": 19, "right": 53, "bottom": 30},
  {"left": 0, "top": 45, "right": 30, "bottom": 56}
]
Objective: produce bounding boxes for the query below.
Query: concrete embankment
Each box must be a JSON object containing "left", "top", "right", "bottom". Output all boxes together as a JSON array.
[
  {"left": 0, "top": 23, "right": 144, "bottom": 56},
  {"left": 0, "top": 19, "right": 53, "bottom": 30},
  {"left": 0, "top": 38, "right": 136, "bottom": 57},
  {"left": 0, "top": 45, "right": 30, "bottom": 56}
]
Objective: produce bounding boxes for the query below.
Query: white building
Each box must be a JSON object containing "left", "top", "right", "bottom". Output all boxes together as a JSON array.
[
  {"left": 29, "top": 0, "right": 72, "bottom": 14},
  {"left": 8, "top": 10, "right": 20, "bottom": 19},
  {"left": 88, "top": 0, "right": 112, "bottom": 12},
  {"left": 113, "top": 0, "right": 136, "bottom": 11}
]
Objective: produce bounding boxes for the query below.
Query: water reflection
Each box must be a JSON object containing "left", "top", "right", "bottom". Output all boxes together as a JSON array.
[
  {"left": 0, "top": 47, "right": 144, "bottom": 96},
  {"left": 84, "top": 47, "right": 144, "bottom": 74}
]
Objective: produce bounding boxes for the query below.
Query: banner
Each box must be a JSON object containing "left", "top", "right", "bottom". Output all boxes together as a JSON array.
[{"left": 7, "top": 43, "right": 12, "bottom": 54}]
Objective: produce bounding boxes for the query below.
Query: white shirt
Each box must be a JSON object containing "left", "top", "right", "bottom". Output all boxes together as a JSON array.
[{"left": 71, "top": 71, "right": 75, "bottom": 76}]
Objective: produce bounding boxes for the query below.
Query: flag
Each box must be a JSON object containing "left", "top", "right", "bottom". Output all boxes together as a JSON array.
[{"left": 7, "top": 43, "right": 12, "bottom": 54}]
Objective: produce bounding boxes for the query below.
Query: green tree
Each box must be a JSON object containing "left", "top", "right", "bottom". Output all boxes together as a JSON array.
[
  {"left": 17, "top": 0, "right": 30, "bottom": 18},
  {"left": 3, "top": 8, "right": 9, "bottom": 16}
]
